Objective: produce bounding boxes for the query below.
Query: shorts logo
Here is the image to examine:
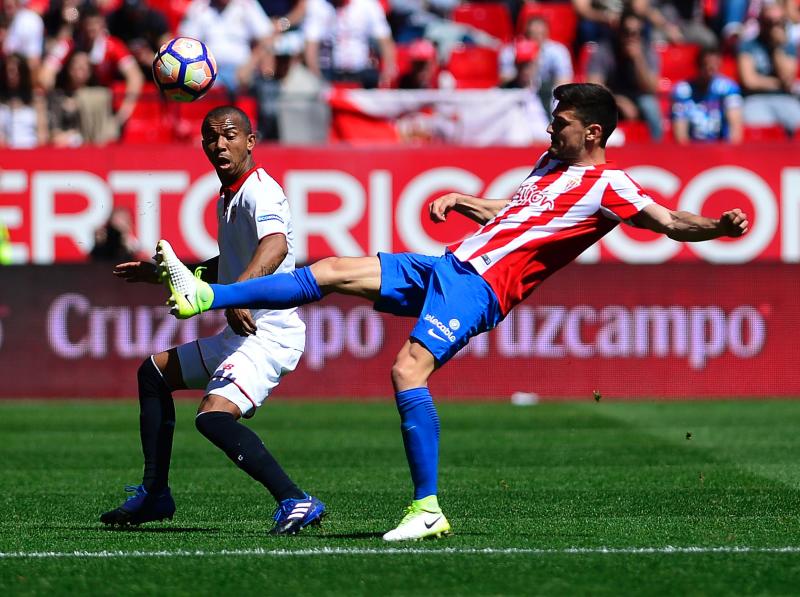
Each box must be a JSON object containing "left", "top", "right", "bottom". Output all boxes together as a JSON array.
[
  {"left": 222, "top": 364, "right": 235, "bottom": 371},
  {"left": 449, "top": 319, "right": 461, "bottom": 331},
  {"left": 257, "top": 214, "right": 284, "bottom": 223},
  {"left": 424, "top": 314, "right": 456, "bottom": 343}
]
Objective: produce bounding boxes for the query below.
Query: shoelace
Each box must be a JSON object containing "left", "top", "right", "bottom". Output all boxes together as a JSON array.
[
  {"left": 399, "top": 503, "right": 422, "bottom": 524},
  {"left": 272, "top": 500, "right": 295, "bottom": 521}
]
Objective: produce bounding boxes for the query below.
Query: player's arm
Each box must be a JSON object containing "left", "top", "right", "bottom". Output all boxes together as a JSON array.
[
  {"left": 116, "top": 58, "right": 144, "bottom": 126},
  {"left": 226, "top": 233, "right": 288, "bottom": 336},
  {"left": 429, "top": 193, "right": 509, "bottom": 225},
  {"left": 726, "top": 104, "right": 743, "bottom": 144},
  {"left": 629, "top": 203, "right": 749, "bottom": 241}
]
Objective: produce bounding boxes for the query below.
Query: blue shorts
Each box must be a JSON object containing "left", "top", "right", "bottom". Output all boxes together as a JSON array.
[{"left": 375, "top": 252, "right": 504, "bottom": 365}]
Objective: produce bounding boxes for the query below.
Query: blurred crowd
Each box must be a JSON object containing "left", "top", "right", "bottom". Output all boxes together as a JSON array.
[{"left": 0, "top": 0, "right": 798, "bottom": 147}]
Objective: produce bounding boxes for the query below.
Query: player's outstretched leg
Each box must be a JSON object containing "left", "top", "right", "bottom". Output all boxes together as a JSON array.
[
  {"left": 195, "top": 408, "right": 326, "bottom": 535},
  {"left": 156, "top": 239, "right": 324, "bottom": 319},
  {"left": 155, "top": 240, "right": 215, "bottom": 318},
  {"left": 101, "top": 357, "right": 177, "bottom": 526}
]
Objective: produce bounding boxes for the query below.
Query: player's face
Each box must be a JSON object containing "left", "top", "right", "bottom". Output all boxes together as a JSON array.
[
  {"left": 201, "top": 114, "right": 256, "bottom": 184},
  {"left": 546, "top": 106, "right": 588, "bottom": 161}
]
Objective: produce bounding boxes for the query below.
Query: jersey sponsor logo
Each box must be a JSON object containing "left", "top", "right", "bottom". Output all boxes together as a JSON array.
[
  {"left": 510, "top": 182, "right": 556, "bottom": 211},
  {"left": 424, "top": 314, "right": 456, "bottom": 343},
  {"left": 257, "top": 214, "right": 284, "bottom": 223}
]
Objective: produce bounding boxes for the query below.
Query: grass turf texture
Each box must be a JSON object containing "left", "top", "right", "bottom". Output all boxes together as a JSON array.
[{"left": 1, "top": 399, "right": 800, "bottom": 596}]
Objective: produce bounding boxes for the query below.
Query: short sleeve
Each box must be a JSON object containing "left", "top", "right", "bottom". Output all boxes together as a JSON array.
[
  {"left": 671, "top": 81, "right": 692, "bottom": 120},
  {"left": 719, "top": 78, "right": 743, "bottom": 110},
  {"left": 106, "top": 37, "right": 135, "bottom": 71},
  {"left": 600, "top": 170, "right": 654, "bottom": 221},
  {"left": 249, "top": 171, "right": 290, "bottom": 239},
  {"left": 367, "top": 0, "right": 391, "bottom": 39}
]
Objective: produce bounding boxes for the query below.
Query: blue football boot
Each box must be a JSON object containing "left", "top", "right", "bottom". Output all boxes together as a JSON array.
[
  {"left": 100, "top": 484, "right": 176, "bottom": 527},
  {"left": 269, "top": 494, "right": 326, "bottom": 535}
]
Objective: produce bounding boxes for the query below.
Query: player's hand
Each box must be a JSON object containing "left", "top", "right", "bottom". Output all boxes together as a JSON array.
[
  {"left": 226, "top": 308, "right": 257, "bottom": 337},
  {"left": 429, "top": 193, "right": 459, "bottom": 223},
  {"left": 112, "top": 261, "right": 160, "bottom": 284},
  {"left": 719, "top": 208, "right": 749, "bottom": 237}
]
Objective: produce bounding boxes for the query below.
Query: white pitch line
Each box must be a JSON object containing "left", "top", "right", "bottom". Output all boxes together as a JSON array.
[{"left": 2, "top": 546, "right": 800, "bottom": 559}]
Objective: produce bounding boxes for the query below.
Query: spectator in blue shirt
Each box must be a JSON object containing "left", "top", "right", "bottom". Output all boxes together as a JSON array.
[{"left": 671, "top": 46, "right": 743, "bottom": 144}]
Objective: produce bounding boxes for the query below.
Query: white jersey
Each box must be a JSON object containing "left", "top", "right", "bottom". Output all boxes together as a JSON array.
[{"left": 216, "top": 166, "right": 305, "bottom": 351}]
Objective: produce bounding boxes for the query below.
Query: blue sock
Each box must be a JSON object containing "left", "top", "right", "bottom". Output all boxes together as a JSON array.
[
  {"left": 210, "top": 266, "right": 323, "bottom": 310},
  {"left": 395, "top": 387, "right": 440, "bottom": 500}
]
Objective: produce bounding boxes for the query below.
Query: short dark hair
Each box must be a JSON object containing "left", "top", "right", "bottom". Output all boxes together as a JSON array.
[
  {"left": 202, "top": 105, "right": 253, "bottom": 135},
  {"left": 697, "top": 45, "right": 721, "bottom": 65},
  {"left": 553, "top": 83, "right": 617, "bottom": 147}
]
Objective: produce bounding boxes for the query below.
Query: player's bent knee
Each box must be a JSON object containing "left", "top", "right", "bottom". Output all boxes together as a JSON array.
[
  {"left": 197, "top": 393, "right": 242, "bottom": 418},
  {"left": 391, "top": 356, "right": 426, "bottom": 389},
  {"left": 137, "top": 357, "right": 168, "bottom": 396}
]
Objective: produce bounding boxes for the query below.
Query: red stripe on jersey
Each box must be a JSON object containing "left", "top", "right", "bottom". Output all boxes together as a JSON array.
[{"left": 482, "top": 216, "right": 617, "bottom": 313}]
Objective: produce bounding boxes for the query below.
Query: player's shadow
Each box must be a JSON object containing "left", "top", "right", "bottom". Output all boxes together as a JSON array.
[
  {"left": 94, "top": 526, "right": 217, "bottom": 534},
  {"left": 317, "top": 531, "right": 385, "bottom": 539}
]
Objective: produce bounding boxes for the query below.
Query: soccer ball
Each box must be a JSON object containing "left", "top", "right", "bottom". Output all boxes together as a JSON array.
[{"left": 152, "top": 37, "right": 217, "bottom": 102}]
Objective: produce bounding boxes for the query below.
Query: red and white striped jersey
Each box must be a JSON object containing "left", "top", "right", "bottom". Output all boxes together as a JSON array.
[{"left": 449, "top": 152, "right": 655, "bottom": 314}]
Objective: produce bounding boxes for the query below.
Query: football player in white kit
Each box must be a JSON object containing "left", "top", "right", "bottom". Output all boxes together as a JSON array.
[{"left": 101, "top": 106, "right": 325, "bottom": 535}]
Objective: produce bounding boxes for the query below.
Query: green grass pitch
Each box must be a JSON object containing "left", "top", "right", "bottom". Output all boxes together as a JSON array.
[{"left": 2, "top": 399, "right": 800, "bottom": 595}]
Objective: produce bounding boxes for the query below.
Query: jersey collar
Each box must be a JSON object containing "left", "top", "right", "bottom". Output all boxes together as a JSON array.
[{"left": 221, "top": 165, "right": 260, "bottom": 197}]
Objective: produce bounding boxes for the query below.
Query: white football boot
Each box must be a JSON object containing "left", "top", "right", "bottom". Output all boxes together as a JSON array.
[{"left": 382, "top": 495, "right": 452, "bottom": 541}]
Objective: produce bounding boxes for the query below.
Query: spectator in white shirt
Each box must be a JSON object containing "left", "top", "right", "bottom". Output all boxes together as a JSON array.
[
  {"left": 180, "top": 0, "right": 275, "bottom": 94},
  {"left": 501, "top": 15, "right": 573, "bottom": 106},
  {"left": 2, "top": 0, "right": 44, "bottom": 70},
  {"left": 304, "top": 0, "right": 397, "bottom": 88}
]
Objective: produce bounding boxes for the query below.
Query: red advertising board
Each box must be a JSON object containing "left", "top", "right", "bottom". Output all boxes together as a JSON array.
[
  {"left": 1, "top": 144, "right": 798, "bottom": 265},
  {"left": 1, "top": 264, "right": 797, "bottom": 399}
]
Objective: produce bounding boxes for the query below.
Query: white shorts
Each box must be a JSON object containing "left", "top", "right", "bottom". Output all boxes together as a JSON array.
[{"left": 176, "top": 328, "right": 303, "bottom": 417}]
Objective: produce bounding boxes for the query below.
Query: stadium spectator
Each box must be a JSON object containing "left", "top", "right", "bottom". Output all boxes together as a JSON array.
[
  {"left": 179, "top": 0, "right": 275, "bottom": 95},
  {"left": 501, "top": 15, "right": 573, "bottom": 105},
  {"left": 102, "top": 106, "right": 325, "bottom": 536},
  {"left": 737, "top": 3, "right": 800, "bottom": 135},
  {"left": 387, "top": 0, "right": 458, "bottom": 43},
  {"left": 42, "top": 0, "right": 83, "bottom": 41},
  {"left": 39, "top": 6, "right": 143, "bottom": 129},
  {"left": 0, "top": 52, "right": 46, "bottom": 147},
  {"left": 573, "top": 0, "right": 651, "bottom": 45},
  {"left": 587, "top": 10, "right": 663, "bottom": 140},
  {"left": 90, "top": 206, "right": 143, "bottom": 262},
  {"left": 107, "top": 0, "right": 170, "bottom": 80},
  {"left": 671, "top": 46, "right": 743, "bottom": 143},
  {"left": 501, "top": 39, "right": 539, "bottom": 89},
  {"left": 2, "top": 0, "right": 44, "bottom": 70},
  {"left": 48, "top": 50, "right": 117, "bottom": 145},
  {"left": 158, "top": 84, "right": 750, "bottom": 541},
  {"left": 397, "top": 37, "right": 437, "bottom": 89},
  {"left": 303, "top": 0, "right": 397, "bottom": 89},
  {"left": 647, "top": 0, "right": 717, "bottom": 46}
]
